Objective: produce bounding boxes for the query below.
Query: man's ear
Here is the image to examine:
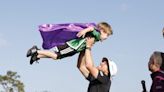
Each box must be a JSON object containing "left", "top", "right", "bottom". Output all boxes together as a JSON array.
[{"left": 157, "top": 64, "right": 161, "bottom": 68}]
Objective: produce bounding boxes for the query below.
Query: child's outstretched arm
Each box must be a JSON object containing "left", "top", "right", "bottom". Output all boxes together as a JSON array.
[{"left": 76, "top": 26, "right": 94, "bottom": 38}]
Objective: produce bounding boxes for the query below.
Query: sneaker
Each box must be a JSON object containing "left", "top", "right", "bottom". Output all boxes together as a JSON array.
[
  {"left": 26, "top": 45, "right": 39, "bottom": 57},
  {"left": 30, "top": 53, "right": 40, "bottom": 65}
]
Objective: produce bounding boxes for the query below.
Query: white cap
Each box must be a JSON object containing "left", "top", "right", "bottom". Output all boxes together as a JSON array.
[{"left": 109, "top": 60, "right": 118, "bottom": 77}]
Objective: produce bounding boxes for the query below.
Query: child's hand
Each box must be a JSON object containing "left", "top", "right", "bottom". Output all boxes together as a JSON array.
[
  {"left": 76, "top": 30, "right": 86, "bottom": 38},
  {"left": 86, "top": 37, "right": 95, "bottom": 48},
  {"left": 76, "top": 27, "right": 94, "bottom": 38}
]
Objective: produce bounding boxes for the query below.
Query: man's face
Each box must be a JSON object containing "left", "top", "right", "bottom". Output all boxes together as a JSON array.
[
  {"left": 148, "top": 56, "right": 155, "bottom": 72},
  {"left": 98, "top": 60, "right": 108, "bottom": 72}
]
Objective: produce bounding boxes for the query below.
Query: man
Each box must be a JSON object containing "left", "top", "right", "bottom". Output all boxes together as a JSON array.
[
  {"left": 77, "top": 37, "right": 117, "bottom": 92},
  {"left": 148, "top": 51, "right": 164, "bottom": 92},
  {"left": 160, "top": 52, "right": 164, "bottom": 70}
]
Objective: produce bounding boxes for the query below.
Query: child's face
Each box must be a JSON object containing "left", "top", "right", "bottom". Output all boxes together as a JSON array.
[
  {"left": 100, "top": 30, "right": 109, "bottom": 41},
  {"left": 98, "top": 25, "right": 110, "bottom": 41}
]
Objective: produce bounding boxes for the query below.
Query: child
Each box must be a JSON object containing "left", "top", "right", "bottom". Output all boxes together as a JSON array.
[{"left": 27, "top": 22, "right": 113, "bottom": 65}]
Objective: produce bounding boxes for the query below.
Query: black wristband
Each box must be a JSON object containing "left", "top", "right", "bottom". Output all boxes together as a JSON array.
[{"left": 86, "top": 47, "right": 91, "bottom": 50}]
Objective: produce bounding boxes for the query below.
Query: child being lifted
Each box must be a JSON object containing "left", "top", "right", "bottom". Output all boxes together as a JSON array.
[{"left": 26, "top": 22, "right": 113, "bottom": 65}]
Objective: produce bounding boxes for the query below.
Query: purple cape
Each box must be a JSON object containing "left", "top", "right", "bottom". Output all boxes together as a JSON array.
[{"left": 39, "top": 23, "right": 96, "bottom": 49}]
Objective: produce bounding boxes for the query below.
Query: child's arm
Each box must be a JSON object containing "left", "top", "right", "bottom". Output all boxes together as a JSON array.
[{"left": 76, "top": 26, "right": 94, "bottom": 38}]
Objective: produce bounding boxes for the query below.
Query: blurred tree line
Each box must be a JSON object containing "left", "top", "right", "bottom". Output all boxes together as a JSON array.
[
  {"left": 0, "top": 71, "right": 24, "bottom": 92},
  {"left": 0, "top": 71, "right": 50, "bottom": 92}
]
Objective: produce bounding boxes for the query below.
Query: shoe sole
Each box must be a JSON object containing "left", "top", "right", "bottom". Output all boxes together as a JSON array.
[{"left": 26, "top": 46, "right": 37, "bottom": 57}]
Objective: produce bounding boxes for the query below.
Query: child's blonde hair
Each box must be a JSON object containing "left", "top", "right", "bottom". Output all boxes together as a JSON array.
[{"left": 97, "top": 22, "right": 113, "bottom": 36}]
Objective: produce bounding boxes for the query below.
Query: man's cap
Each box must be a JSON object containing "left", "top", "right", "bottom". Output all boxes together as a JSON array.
[{"left": 102, "top": 57, "right": 118, "bottom": 77}]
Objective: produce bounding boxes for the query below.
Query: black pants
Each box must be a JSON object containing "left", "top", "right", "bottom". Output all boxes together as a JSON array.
[{"left": 51, "top": 43, "right": 78, "bottom": 59}]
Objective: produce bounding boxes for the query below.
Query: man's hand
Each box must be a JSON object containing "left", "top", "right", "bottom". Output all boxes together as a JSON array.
[{"left": 86, "top": 37, "right": 95, "bottom": 48}]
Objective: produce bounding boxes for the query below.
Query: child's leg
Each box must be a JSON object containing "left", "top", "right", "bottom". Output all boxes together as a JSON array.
[
  {"left": 37, "top": 54, "right": 49, "bottom": 58},
  {"left": 37, "top": 50, "right": 58, "bottom": 60},
  {"left": 34, "top": 43, "right": 77, "bottom": 60}
]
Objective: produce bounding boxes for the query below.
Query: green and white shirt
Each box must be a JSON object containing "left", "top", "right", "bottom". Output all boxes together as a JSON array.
[{"left": 66, "top": 30, "right": 100, "bottom": 52}]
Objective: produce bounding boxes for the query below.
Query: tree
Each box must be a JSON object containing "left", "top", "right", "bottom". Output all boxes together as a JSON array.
[{"left": 0, "top": 71, "right": 25, "bottom": 92}]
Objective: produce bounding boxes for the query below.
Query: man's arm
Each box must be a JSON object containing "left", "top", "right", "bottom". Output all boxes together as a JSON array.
[
  {"left": 85, "top": 37, "right": 99, "bottom": 78},
  {"left": 77, "top": 51, "right": 89, "bottom": 78}
]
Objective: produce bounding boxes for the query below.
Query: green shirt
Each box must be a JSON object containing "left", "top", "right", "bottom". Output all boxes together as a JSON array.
[{"left": 66, "top": 30, "right": 100, "bottom": 52}]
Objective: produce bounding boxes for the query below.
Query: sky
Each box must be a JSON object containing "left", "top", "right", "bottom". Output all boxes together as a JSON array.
[{"left": 0, "top": 0, "right": 164, "bottom": 92}]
